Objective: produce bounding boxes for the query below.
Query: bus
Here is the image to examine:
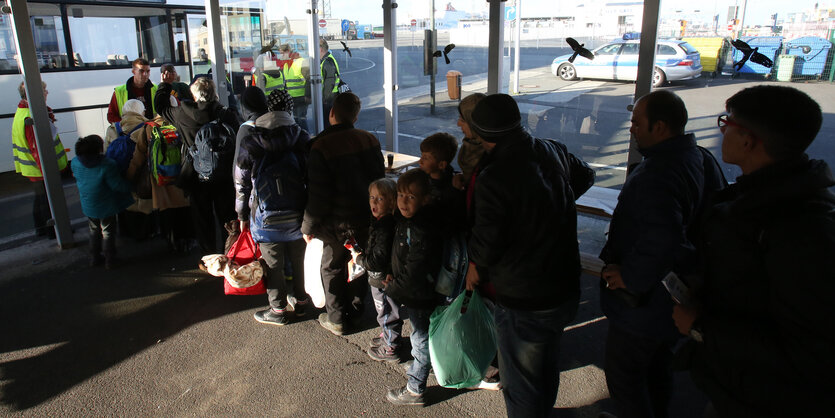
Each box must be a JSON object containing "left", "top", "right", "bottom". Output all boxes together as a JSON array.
[{"left": 0, "top": 0, "right": 264, "bottom": 173}]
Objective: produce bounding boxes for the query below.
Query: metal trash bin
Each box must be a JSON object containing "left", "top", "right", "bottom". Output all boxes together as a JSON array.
[
  {"left": 733, "top": 36, "right": 783, "bottom": 75},
  {"left": 784, "top": 36, "right": 833, "bottom": 78},
  {"left": 776, "top": 54, "right": 802, "bottom": 81},
  {"left": 446, "top": 70, "right": 462, "bottom": 100}
]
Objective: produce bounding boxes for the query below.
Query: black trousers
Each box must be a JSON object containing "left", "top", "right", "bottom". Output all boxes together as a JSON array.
[
  {"left": 260, "top": 240, "right": 307, "bottom": 310},
  {"left": 31, "top": 180, "right": 52, "bottom": 237},
  {"left": 317, "top": 224, "right": 369, "bottom": 325},
  {"left": 190, "top": 176, "right": 236, "bottom": 254},
  {"left": 604, "top": 324, "right": 675, "bottom": 418}
]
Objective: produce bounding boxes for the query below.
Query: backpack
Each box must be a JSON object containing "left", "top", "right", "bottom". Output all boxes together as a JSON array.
[
  {"left": 435, "top": 232, "right": 469, "bottom": 300},
  {"left": 148, "top": 122, "right": 182, "bottom": 186},
  {"left": 191, "top": 119, "right": 236, "bottom": 183},
  {"left": 105, "top": 122, "right": 144, "bottom": 173},
  {"left": 249, "top": 128, "right": 308, "bottom": 242}
]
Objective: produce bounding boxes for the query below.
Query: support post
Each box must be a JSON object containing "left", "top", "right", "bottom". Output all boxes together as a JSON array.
[
  {"left": 383, "top": 0, "right": 398, "bottom": 152},
  {"left": 308, "top": 0, "right": 325, "bottom": 135},
  {"left": 205, "top": 0, "right": 229, "bottom": 107},
  {"left": 487, "top": 0, "right": 505, "bottom": 94},
  {"left": 628, "top": 0, "right": 661, "bottom": 170}
]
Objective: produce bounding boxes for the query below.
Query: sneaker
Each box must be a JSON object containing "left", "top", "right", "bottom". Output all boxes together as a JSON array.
[
  {"left": 318, "top": 313, "right": 344, "bottom": 336},
  {"left": 466, "top": 379, "right": 502, "bottom": 391},
  {"left": 254, "top": 308, "right": 289, "bottom": 326},
  {"left": 370, "top": 333, "right": 384, "bottom": 347},
  {"left": 368, "top": 344, "right": 399, "bottom": 362},
  {"left": 293, "top": 299, "right": 310, "bottom": 317},
  {"left": 386, "top": 386, "right": 424, "bottom": 406}
]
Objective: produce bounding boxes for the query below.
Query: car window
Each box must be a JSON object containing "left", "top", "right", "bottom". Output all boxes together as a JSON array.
[
  {"left": 595, "top": 44, "right": 622, "bottom": 56},
  {"left": 620, "top": 44, "right": 640, "bottom": 55},
  {"left": 678, "top": 42, "right": 699, "bottom": 55},
  {"left": 657, "top": 44, "right": 677, "bottom": 56}
]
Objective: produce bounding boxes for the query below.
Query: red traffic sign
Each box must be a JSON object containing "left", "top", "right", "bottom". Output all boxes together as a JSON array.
[
  {"left": 727, "top": 24, "right": 733, "bottom": 31},
  {"left": 319, "top": 19, "right": 327, "bottom": 28},
  {"left": 410, "top": 19, "right": 417, "bottom": 27}
]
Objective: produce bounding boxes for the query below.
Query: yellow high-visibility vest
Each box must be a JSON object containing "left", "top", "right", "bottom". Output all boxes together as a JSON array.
[
  {"left": 320, "top": 52, "right": 340, "bottom": 94},
  {"left": 284, "top": 58, "right": 306, "bottom": 98},
  {"left": 12, "top": 107, "right": 68, "bottom": 178},
  {"left": 114, "top": 83, "right": 157, "bottom": 117},
  {"left": 262, "top": 71, "right": 286, "bottom": 93}
]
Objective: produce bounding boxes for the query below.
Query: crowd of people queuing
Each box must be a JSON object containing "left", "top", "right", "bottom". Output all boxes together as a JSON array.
[{"left": 12, "top": 48, "right": 835, "bottom": 416}]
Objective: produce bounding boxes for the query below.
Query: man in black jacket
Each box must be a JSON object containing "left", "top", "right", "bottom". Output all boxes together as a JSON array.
[
  {"left": 303, "top": 92, "right": 385, "bottom": 335},
  {"left": 673, "top": 85, "right": 835, "bottom": 417},
  {"left": 464, "top": 94, "right": 593, "bottom": 417},
  {"left": 155, "top": 77, "right": 241, "bottom": 253},
  {"left": 599, "top": 91, "right": 726, "bottom": 418}
]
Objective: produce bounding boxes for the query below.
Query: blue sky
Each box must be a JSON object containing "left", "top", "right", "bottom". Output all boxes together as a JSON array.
[{"left": 330, "top": 0, "right": 829, "bottom": 27}]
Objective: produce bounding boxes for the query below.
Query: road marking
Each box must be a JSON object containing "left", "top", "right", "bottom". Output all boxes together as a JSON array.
[
  {"left": 371, "top": 130, "right": 424, "bottom": 140},
  {"left": 564, "top": 315, "right": 607, "bottom": 331},
  {"left": 588, "top": 162, "right": 627, "bottom": 171},
  {"left": 338, "top": 57, "right": 376, "bottom": 75},
  {"left": 530, "top": 81, "right": 606, "bottom": 104}
]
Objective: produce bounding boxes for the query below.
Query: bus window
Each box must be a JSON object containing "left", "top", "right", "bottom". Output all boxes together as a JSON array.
[
  {"left": 138, "top": 15, "right": 173, "bottom": 64},
  {"left": 67, "top": 7, "right": 173, "bottom": 67},
  {"left": 32, "top": 16, "right": 69, "bottom": 69}
]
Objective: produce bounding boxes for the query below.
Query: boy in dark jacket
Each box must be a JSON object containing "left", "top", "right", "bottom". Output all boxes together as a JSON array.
[
  {"left": 384, "top": 169, "right": 443, "bottom": 407},
  {"left": 351, "top": 178, "right": 402, "bottom": 362},
  {"left": 418, "top": 132, "right": 465, "bottom": 230},
  {"left": 234, "top": 89, "right": 311, "bottom": 326}
]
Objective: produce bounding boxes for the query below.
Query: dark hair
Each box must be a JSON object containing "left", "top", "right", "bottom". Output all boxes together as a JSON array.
[
  {"left": 131, "top": 57, "right": 150, "bottom": 68},
  {"left": 639, "top": 90, "right": 687, "bottom": 135},
  {"left": 160, "top": 63, "right": 176, "bottom": 73},
  {"left": 396, "top": 168, "right": 431, "bottom": 199},
  {"left": 726, "top": 85, "right": 821, "bottom": 158},
  {"left": 420, "top": 132, "right": 458, "bottom": 164},
  {"left": 332, "top": 92, "right": 361, "bottom": 124},
  {"left": 75, "top": 134, "right": 104, "bottom": 157}
]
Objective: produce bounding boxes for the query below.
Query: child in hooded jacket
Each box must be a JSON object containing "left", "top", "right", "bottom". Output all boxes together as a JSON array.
[{"left": 71, "top": 134, "right": 134, "bottom": 268}]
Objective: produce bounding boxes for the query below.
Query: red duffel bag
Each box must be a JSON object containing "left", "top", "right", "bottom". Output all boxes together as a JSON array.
[{"left": 223, "top": 227, "right": 266, "bottom": 295}]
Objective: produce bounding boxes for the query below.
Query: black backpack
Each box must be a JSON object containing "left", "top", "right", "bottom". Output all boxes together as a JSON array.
[{"left": 191, "top": 119, "right": 236, "bottom": 183}]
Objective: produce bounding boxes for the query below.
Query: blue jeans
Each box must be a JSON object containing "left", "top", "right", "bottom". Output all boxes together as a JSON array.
[
  {"left": 371, "top": 286, "right": 403, "bottom": 349},
  {"left": 494, "top": 296, "right": 579, "bottom": 418},
  {"left": 406, "top": 307, "right": 433, "bottom": 394}
]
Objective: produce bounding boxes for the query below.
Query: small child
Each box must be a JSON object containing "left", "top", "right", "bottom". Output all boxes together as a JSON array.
[
  {"left": 384, "top": 169, "right": 443, "bottom": 406},
  {"left": 418, "top": 132, "right": 466, "bottom": 231},
  {"left": 71, "top": 135, "right": 134, "bottom": 268},
  {"left": 351, "top": 178, "right": 402, "bottom": 362}
]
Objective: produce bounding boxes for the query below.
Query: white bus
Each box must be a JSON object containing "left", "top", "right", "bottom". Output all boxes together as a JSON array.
[{"left": 0, "top": 0, "right": 265, "bottom": 173}]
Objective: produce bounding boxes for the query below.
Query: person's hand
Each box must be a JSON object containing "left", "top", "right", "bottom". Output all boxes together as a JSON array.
[
  {"left": 601, "top": 264, "right": 626, "bottom": 290},
  {"left": 465, "top": 262, "right": 480, "bottom": 291},
  {"left": 452, "top": 173, "right": 466, "bottom": 190},
  {"left": 303, "top": 234, "right": 314, "bottom": 244},
  {"left": 382, "top": 273, "right": 393, "bottom": 287},
  {"left": 161, "top": 69, "right": 177, "bottom": 84},
  {"left": 673, "top": 304, "right": 699, "bottom": 336},
  {"left": 239, "top": 220, "right": 249, "bottom": 231}
]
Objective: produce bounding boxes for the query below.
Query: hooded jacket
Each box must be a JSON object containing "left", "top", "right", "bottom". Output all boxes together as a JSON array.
[
  {"left": 154, "top": 82, "right": 241, "bottom": 148},
  {"left": 234, "top": 110, "right": 309, "bottom": 243},
  {"left": 71, "top": 154, "right": 134, "bottom": 219},
  {"left": 685, "top": 155, "right": 835, "bottom": 417}
]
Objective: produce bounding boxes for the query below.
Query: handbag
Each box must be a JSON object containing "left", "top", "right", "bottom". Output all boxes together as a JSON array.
[{"left": 223, "top": 228, "right": 266, "bottom": 295}]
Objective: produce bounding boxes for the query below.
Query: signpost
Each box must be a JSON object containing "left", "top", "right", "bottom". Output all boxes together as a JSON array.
[{"left": 319, "top": 19, "right": 327, "bottom": 28}]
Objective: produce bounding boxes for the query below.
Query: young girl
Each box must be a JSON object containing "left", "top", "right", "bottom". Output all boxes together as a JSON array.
[
  {"left": 71, "top": 135, "right": 134, "bottom": 268},
  {"left": 352, "top": 178, "right": 402, "bottom": 361}
]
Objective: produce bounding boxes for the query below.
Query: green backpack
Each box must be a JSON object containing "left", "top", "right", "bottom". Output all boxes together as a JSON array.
[{"left": 148, "top": 122, "right": 182, "bottom": 186}]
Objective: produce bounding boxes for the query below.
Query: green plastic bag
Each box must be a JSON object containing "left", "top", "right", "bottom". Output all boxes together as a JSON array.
[{"left": 428, "top": 290, "right": 497, "bottom": 388}]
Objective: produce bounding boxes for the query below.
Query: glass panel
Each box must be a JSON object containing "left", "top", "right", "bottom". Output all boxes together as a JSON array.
[
  {"left": 68, "top": 16, "right": 140, "bottom": 67},
  {"left": 657, "top": 44, "right": 677, "bottom": 56},
  {"left": 32, "top": 16, "right": 68, "bottom": 69},
  {"left": 0, "top": 14, "right": 14, "bottom": 71},
  {"left": 139, "top": 15, "right": 172, "bottom": 64},
  {"left": 621, "top": 43, "right": 640, "bottom": 55},
  {"left": 173, "top": 14, "right": 188, "bottom": 64},
  {"left": 595, "top": 44, "right": 622, "bottom": 55}
]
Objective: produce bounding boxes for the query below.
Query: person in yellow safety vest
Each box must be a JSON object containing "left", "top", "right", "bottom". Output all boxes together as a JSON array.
[
  {"left": 261, "top": 70, "right": 286, "bottom": 94},
  {"left": 284, "top": 53, "right": 310, "bottom": 131},
  {"left": 107, "top": 57, "right": 156, "bottom": 123},
  {"left": 319, "top": 39, "right": 341, "bottom": 129},
  {"left": 12, "top": 81, "right": 68, "bottom": 239}
]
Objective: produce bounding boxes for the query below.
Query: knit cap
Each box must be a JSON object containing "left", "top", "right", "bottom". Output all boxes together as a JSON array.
[
  {"left": 267, "top": 89, "right": 294, "bottom": 113},
  {"left": 469, "top": 94, "right": 522, "bottom": 142},
  {"left": 240, "top": 86, "right": 268, "bottom": 116}
]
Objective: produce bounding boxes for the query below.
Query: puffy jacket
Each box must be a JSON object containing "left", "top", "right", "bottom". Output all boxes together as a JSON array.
[
  {"left": 357, "top": 214, "right": 396, "bottom": 288},
  {"left": 599, "top": 134, "right": 726, "bottom": 338},
  {"left": 234, "top": 110, "right": 309, "bottom": 243},
  {"left": 684, "top": 155, "right": 835, "bottom": 417},
  {"left": 71, "top": 155, "right": 134, "bottom": 219},
  {"left": 301, "top": 123, "right": 385, "bottom": 236},
  {"left": 468, "top": 132, "right": 592, "bottom": 310},
  {"left": 154, "top": 82, "right": 241, "bottom": 148},
  {"left": 386, "top": 209, "right": 443, "bottom": 309}
]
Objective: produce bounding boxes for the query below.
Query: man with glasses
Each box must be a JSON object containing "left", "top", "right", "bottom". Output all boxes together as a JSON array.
[
  {"left": 673, "top": 85, "right": 835, "bottom": 416},
  {"left": 599, "top": 90, "right": 726, "bottom": 418}
]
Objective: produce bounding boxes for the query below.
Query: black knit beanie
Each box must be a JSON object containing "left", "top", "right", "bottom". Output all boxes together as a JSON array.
[
  {"left": 241, "top": 86, "right": 268, "bottom": 116},
  {"left": 267, "top": 89, "right": 294, "bottom": 113},
  {"left": 469, "top": 93, "right": 522, "bottom": 142}
]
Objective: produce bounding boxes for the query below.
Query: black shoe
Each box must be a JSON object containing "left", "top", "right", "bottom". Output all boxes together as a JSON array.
[
  {"left": 318, "top": 313, "right": 344, "bottom": 336},
  {"left": 254, "top": 308, "right": 289, "bottom": 326},
  {"left": 293, "top": 298, "right": 310, "bottom": 318},
  {"left": 386, "top": 386, "right": 424, "bottom": 406},
  {"left": 368, "top": 344, "right": 399, "bottom": 362}
]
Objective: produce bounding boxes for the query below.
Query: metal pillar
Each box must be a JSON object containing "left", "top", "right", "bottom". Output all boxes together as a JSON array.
[
  {"left": 628, "top": 0, "right": 662, "bottom": 170},
  {"left": 308, "top": 0, "right": 324, "bottom": 134},
  {"left": 383, "top": 0, "right": 398, "bottom": 152},
  {"left": 487, "top": 0, "right": 506, "bottom": 94},
  {"left": 512, "top": 0, "right": 521, "bottom": 94},
  {"left": 429, "top": 0, "right": 436, "bottom": 114},
  {"left": 205, "top": 0, "right": 229, "bottom": 107},
  {"left": 8, "top": 0, "right": 74, "bottom": 247}
]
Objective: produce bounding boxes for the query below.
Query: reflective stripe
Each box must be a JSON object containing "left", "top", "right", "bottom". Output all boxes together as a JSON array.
[
  {"left": 14, "top": 156, "right": 37, "bottom": 166},
  {"left": 12, "top": 143, "right": 32, "bottom": 154}
]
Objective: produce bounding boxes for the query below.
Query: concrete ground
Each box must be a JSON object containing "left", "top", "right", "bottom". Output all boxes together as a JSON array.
[{"left": 0, "top": 227, "right": 708, "bottom": 417}]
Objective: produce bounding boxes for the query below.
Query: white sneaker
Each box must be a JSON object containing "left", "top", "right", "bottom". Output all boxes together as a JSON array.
[{"left": 466, "top": 379, "right": 502, "bottom": 391}]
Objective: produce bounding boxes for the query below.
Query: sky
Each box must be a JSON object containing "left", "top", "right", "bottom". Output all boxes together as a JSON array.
[{"left": 329, "top": 0, "right": 830, "bottom": 27}]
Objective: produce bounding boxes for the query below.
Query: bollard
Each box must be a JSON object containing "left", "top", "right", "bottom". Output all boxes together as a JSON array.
[{"left": 446, "top": 70, "right": 462, "bottom": 100}]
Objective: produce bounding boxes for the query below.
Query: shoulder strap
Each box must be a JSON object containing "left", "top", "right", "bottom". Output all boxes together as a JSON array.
[
  {"left": 115, "top": 121, "right": 123, "bottom": 136},
  {"left": 128, "top": 122, "right": 146, "bottom": 135}
]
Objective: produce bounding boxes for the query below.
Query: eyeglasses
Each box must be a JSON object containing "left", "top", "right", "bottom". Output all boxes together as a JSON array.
[{"left": 717, "top": 114, "right": 745, "bottom": 129}]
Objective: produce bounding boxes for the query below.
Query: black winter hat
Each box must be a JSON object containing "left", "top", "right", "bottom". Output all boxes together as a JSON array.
[
  {"left": 267, "top": 89, "right": 294, "bottom": 113},
  {"left": 469, "top": 93, "right": 522, "bottom": 142},
  {"left": 241, "top": 86, "right": 268, "bottom": 116}
]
